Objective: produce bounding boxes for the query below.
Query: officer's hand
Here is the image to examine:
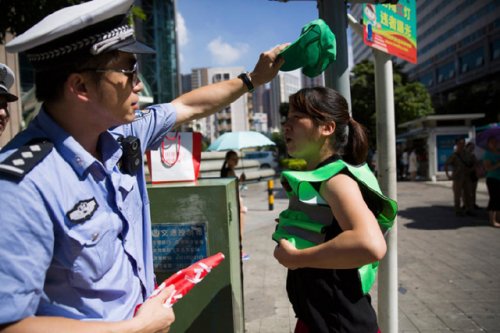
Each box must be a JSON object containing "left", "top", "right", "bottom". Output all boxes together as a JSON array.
[
  {"left": 274, "top": 239, "right": 302, "bottom": 270},
  {"left": 249, "top": 43, "right": 288, "bottom": 87},
  {"left": 134, "top": 285, "right": 176, "bottom": 333}
]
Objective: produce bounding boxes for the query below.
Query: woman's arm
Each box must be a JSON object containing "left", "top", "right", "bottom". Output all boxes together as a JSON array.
[{"left": 274, "top": 174, "right": 387, "bottom": 270}]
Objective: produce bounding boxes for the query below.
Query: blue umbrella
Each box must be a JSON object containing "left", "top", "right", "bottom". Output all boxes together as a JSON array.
[{"left": 208, "top": 131, "right": 275, "bottom": 151}]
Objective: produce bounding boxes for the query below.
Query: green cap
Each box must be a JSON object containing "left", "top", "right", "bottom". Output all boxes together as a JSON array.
[{"left": 279, "top": 19, "right": 336, "bottom": 78}]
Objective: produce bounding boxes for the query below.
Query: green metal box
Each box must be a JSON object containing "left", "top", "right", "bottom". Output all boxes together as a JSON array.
[{"left": 147, "top": 178, "right": 244, "bottom": 333}]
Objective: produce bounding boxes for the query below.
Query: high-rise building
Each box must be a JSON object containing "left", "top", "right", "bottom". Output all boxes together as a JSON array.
[
  {"left": 269, "top": 70, "right": 302, "bottom": 132},
  {"left": 350, "top": 1, "right": 500, "bottom": 122},
  {"left": 136, "top": 0, "right": 180, "bottom": 104},
  {"left": 301, "top": 72, "right": 325, "bottom": 88},
  {"left": 189, "top": 67, "right": 249, "bottom": 141}
]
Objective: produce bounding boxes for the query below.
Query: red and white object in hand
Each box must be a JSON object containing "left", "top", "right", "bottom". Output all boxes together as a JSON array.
[{"left": 135, "top": 252, "right": 225, "bottom": 314}]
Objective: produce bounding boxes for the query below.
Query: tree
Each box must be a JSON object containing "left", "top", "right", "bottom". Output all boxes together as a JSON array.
[
  {"left": 0, "top": 0, "right": 87, "bottom": 43},
  {"left": 350, "top": 60, "right": 434, "bottom": 146}
]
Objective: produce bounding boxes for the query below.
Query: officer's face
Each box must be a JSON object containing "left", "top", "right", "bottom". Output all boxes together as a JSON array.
[
  {"left": 89, "top": 52, "right": 143, "bottom": 126},
  {"left": 0, "top": 97, "right": 10, "bottom": 135}
]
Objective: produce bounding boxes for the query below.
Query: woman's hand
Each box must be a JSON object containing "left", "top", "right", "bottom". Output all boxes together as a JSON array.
[{"left": 274, "top": 239, "right": 302, "bottom": 270}]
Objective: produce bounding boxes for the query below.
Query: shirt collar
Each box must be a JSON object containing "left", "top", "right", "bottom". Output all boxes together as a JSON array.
[{"left": 33, "top": 107, "right": 122, "bottom": 177}]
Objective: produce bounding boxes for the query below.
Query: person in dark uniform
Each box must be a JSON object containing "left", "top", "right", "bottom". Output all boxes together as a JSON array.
[
  {"left": 0, "top": 63, "right": 18, "bottom": 139},
  {"left": 274, "top": 87, "right": 396, "bottom": 333},
  {"left": 0, "top": 0, "right": 286, "bottom": 331}
]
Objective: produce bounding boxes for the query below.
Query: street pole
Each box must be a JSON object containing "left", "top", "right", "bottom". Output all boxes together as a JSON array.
[
  {"left": 347, "top": 13, "right": 399, "bottom": 332},
  {"left": 317, "top": 0, "right": 352, "bottom": 113},
  {"left": 373, "top": 49, "right": 398, "bottom": 333}
]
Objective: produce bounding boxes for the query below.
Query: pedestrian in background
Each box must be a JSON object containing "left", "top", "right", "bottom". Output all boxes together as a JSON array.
[
  {"left": 408, "top": 148, "right": 418, "bottom": 181},
  {"left": 0, "top": 63, "right": 18, "bottom": 140},
  {"left": 466, "top": 141, "right": 480, "bottom": 209},
  {"left": 0, "top": 0, "right": 286, "bottom": 330},
  {"left": 221, "top": 150, "right": 249, "bottom": 260},
  {"left": 444, "top": 138, "right": 476, "bottom": 216},
  {"left": 401, "top": 148, "right": 409, "bottom": 180},
  {"left": 483, "top": 136, "right": 500, "bottom": 227},
  {"left": 274, "top": 87, "right": 396, "bottom": 333}
]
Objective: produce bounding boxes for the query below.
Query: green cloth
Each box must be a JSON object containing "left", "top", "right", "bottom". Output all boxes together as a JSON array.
[
  {"left": 279, "top": 19, "right": 337, "bottom": 78},
  {"left": 273, "top": 160, "right": 398, "bottom": 294}
]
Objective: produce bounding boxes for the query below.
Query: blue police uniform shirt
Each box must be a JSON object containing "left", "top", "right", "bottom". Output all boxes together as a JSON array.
[{"left": 0, "top": 103, "right": 176, "bottom": 323}]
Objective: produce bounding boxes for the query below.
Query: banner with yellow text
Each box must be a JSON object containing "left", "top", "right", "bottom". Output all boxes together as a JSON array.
[{"left": 363, "top": 0, "right": 417, "bottom": 63}]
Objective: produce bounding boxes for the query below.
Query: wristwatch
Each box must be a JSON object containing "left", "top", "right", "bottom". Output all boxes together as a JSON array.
[{"left": 238, "top": 72, "right": 254, "bottom": 93}]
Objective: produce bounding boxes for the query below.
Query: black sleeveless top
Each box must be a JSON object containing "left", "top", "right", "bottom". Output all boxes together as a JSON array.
[{"left": 285, "top": 155, "right": 379, "bottom": 333}]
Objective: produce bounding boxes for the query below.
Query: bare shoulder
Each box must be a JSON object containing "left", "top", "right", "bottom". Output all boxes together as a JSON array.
[{"left": 319, "top": 173, "right": 366, "bottom": 209}]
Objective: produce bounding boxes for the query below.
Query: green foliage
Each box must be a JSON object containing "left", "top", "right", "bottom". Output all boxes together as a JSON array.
[
  {"left": 0, "top": 0, "right": 87, "bottom": 43},
  {"left": 280, "top": 158, "right": 307, "bottom": 171},
  {"left": 350, "top": 60, "right": 434, "bottom": 146}
]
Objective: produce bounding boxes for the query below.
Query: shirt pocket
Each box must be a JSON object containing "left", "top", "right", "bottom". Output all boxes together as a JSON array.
[{"left": 67, "top": 214, "right": 119, "bottom": 287}]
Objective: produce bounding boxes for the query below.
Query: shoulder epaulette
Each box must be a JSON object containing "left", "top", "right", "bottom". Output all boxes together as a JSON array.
[{"left": 0, "top": 139, "right": 54, "bottom": 179}]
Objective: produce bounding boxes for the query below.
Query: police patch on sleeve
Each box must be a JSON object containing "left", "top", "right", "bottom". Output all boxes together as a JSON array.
[{"left": 67, "top": 198, "right": 99, "bottom": 224}]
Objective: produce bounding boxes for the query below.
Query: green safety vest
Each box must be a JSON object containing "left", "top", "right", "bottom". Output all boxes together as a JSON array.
[{"left": 272, "top": 159, "right": 398, "bottom": 294}]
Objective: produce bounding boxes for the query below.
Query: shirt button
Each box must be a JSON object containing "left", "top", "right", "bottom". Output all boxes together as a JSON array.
[
  {"left": 138, "top": 266, "right": 142, "bottom": 271},
  {"left": 91, "top": 232, "right": 99, "bottom": 242}
]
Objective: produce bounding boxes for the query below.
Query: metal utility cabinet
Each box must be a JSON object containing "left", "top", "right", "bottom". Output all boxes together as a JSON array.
[{"left": 147, "top": 178, "right": 244, "bottom": 333}]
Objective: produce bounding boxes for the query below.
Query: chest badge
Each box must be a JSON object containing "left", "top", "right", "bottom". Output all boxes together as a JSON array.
[{"left": 67, "top": 198, "right": 99, "bottom": 224}]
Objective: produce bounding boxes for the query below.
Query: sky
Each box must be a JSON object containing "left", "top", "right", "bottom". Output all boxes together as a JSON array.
[{"left": 175, "top": 0, "right": 322, "bottom": 74}]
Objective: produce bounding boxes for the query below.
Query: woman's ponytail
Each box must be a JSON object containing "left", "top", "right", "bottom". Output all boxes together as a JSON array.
[{"left": 342, "top": 118, "right": 368, "bottom": 165}]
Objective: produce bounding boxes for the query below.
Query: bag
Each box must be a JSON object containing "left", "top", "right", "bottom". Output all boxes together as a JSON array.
[{"left": 147, "top": 132, "right": 202, "bottom": 184}]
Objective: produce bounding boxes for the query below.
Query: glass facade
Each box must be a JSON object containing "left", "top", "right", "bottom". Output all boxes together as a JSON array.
[{"left": 139, "top": 0, "right": 180, "bottom": 105}]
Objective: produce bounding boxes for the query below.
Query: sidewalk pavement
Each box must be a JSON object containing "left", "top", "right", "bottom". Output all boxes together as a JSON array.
[{"left": 240, "top": 178, "right": 500, "bottom": 333}]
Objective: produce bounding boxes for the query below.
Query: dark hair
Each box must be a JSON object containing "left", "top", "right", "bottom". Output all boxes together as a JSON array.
[
  {"left": 221, "top": 150, "right": 238, "bottom": 177},
  {"left": 35, "top": 50, "right": 121, "bottom": 103},
  {"left": 288, "top": 87, "right": 368, "bottom": 165}
]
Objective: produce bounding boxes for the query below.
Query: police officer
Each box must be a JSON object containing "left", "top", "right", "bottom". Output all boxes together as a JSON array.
[
  {"left": 0, "top": 63, "right": 18, "bottom": 139},
  {"left": 0, "top": 0, "right": 286, "bottom": 332}
]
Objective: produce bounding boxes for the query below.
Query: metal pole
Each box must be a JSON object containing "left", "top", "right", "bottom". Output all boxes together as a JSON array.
[
  {"left": 373, "top": 49, "right": 398, "bottom": 333},
  {"left": 268, "top": 179, "right": 274, "bottom": 210},
  {"left": 317, "top": 0, "right": 352, "bottom": 113}
]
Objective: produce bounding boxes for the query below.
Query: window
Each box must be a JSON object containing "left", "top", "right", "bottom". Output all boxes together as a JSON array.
[
  {"left": 437, "top": 62, "right": 455, "bottom": 82},
  {"left": 491, "top": 39, "right": 500, "bottom": 60},
  {"left": 418, "top": 72, "right": 434, "bottom": 87},
  {"left": 460, "top": 48, "right": 485, "bottom": 73}
]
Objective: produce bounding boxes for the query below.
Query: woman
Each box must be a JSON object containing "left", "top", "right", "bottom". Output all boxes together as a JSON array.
[
  {"left": 220, "top": 150, "right": 249, "bottom": 259},
  {"left": 273, "top": 87, "right": 397, "bottom": 333},
  {"left": 483, "top": 136, "right": 500, "bottom": 227}
]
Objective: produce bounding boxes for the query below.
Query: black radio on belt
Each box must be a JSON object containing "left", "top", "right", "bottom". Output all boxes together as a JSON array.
[{"left": 118, "top": 136, "right": 142, "bottom": 175}]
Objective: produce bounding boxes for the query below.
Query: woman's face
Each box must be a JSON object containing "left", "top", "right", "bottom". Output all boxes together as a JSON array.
[
  {"left": 227, "top": 154, "right": 239, "bottom": 168},
  {"left": 282, "top": 106, "right": 323, "bottom": 159}
]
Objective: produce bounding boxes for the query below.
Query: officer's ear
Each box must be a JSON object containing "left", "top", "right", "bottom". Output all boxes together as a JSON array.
[{"left": 66, "top": 73, "right": 90, "bottom": 102}]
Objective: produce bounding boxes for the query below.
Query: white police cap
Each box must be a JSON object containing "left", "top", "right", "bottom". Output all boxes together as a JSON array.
[
  {"left": 0, "top": 64, "right": 18, "bottom": 102},
  {"left": 6, "top": 0, "right": 154, "bottom": 69}
]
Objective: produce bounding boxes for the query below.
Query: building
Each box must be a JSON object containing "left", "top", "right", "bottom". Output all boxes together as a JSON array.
[
  {"left": 189, "top": 67, "right": 250, "bottom": 141},
  {"left": 269, "top": 70, "right": 302, "bottom": 132},
  {"left": 350, "top": 1, "right": 500, "bottom": 123},
  {"left": 301, "top": 72, "right": 325, "bottom": 88},
  {"left": 398, "top": 113, "right": 484, "bottom": 181},
  {"left": 137, "top": 0, "right": 180, "bottom": 104},
  {"left": 251, "top": 84, "right": 271, "bottom": 133}
]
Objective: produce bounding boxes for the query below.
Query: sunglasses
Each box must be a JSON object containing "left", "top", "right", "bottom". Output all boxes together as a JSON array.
[{"left": 80, "top": 62, "right": 139, "bottom": 86}]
